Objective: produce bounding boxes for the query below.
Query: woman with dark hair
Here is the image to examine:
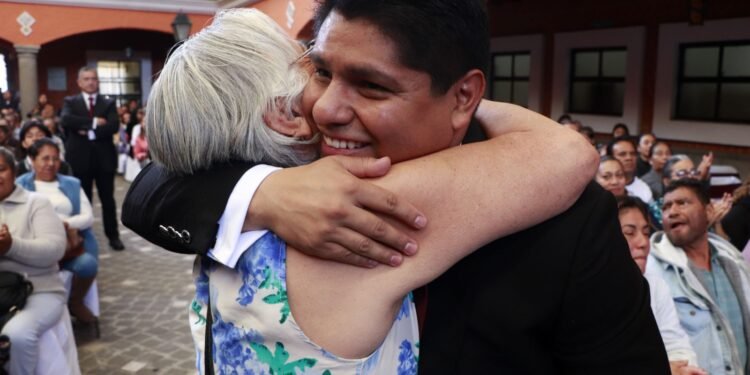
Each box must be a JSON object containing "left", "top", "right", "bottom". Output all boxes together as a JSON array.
[
  {"left": 636, "top": 133, "right": 655, "bottom": 177},
  {"left": 595, "top": 156, "right": 627, "bottom": 198},
  {"left": 0, "top": 146, "right": 68, "bottom": 375},
  {"left": 17, "top": 121, "right": 72, "bottom": 176},
  {"left": 616, "top": 196, "right": 705, "bottom": 375},
  {"left": 612, "top": 122, "right": 630, "bottom": 138},
  {"left": 16, "top": 138, "right": 99, "bottom": 328},
  {"left": 641, "top": 140, "right": 673, "bottom": 199}
]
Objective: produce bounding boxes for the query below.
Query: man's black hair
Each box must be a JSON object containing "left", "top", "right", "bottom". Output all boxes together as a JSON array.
[
  {"left": 605, "top": 136, "right": 636, "bottom": 157},
  {"left": 664, "top": 178, "right": 710, "bottom": 206},
  {"left": 313, "top": 0, "right": 489, "bottom": 95}
]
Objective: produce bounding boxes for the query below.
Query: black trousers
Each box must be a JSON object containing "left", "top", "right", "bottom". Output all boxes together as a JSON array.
[{"left": 75, "top": 163, "right": 119, "bottom": 241}]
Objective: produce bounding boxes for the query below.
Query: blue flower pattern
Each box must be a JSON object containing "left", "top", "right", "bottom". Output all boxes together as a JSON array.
[{"left": 191, "top": 232, "right": 419, "bottom": 374}]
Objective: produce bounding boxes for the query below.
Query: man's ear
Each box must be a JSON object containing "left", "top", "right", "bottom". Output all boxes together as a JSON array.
[{"left": 450, "top": 69, "right": 486, "bottom": 135}]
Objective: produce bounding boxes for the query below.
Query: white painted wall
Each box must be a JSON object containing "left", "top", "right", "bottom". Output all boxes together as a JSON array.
[{"left": 653, "top": 17, "right": 750, "bottom": 147}]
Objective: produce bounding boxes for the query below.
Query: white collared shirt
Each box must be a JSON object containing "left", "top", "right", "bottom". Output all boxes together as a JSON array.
[
  {"left": 82, "top": 92, "right": 98, "bottom": 140},
  {"left": 207, "top": 164, "right": 280, "bottom": 267}
]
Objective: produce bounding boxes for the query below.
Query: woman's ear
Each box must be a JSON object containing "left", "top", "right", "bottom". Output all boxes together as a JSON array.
[{"left": 263, "top": 106, "right": 313, "bottom": 139}]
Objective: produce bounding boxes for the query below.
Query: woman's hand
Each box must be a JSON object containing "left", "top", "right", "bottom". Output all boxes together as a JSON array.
[
  {"left": 249, "top": 156, "right": 426, "bottom": 268},
  {"left": 709, "top": 192, "right": 733, "bottom": 228},
  {"left": 697, "top": 152, "right": 714, "bottom": 181},
  {"left": 0, "top": 224, "right": 12, "bottom": 256}
]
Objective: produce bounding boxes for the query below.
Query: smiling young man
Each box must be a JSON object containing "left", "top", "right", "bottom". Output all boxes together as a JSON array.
[
  {"left": 650, "top": 179, "right": 750, "bottom": 375},
  {"left": 123, "top": 0, "right": 668, "bottom": 373}
]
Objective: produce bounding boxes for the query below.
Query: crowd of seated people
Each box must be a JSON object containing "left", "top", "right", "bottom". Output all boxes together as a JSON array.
[
  {"left": 0, "top": 90, "right": 112, "bottom": 372},
  {"left": 0, "top": 147, "right": 67, "bottom": 374},
  {"left": 116, "top": 103, "right": 149, "bottom": 180},
  {"left": 561, "top": 113, "right": 750, "bottom": 375}
]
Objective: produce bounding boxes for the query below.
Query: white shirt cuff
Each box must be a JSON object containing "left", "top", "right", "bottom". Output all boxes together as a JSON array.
[{"left": 207, "top": 164, "right": 281, "bottom": 268}]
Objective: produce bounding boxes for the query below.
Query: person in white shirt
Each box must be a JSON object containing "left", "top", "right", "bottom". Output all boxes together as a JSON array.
[
  {"left": 608, "top": 136, "right": 653, "bottom": 203},
  {"left": 16, "top": 137, "right": 99, "bottom": 326}
]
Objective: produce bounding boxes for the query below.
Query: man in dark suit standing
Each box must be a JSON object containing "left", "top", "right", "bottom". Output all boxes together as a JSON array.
[{"left": 62, "top": 66, "right": 124, "bottom": 250}]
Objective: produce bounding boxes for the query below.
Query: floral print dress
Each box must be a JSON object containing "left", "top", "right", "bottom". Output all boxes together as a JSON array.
[{"left": 189, "top": 233, "right": 419, "bottom": 374}]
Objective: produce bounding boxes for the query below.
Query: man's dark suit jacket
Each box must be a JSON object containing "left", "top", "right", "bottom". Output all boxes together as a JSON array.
[
  {"left": 122, "top": 164, "right": 670, "bottom": 374},
  {"left": 60, "top": 94, "right": 119, "bottom": 174}
]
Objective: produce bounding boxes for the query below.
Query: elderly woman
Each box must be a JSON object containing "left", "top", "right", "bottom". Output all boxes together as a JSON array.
[
  {"left": 0, "top": 147, "right": 66, "bottom": 375},
  {"left": 616, "top": 196, "right": 706, "bottom": 375},
  {"left": 142, "top": 9, "right": 596, "bottom": 373},
  {"left": 595, "top": 156, "right": 628, "bottom": 198},
  {"left": 16, "top": 138, "right": 99, "bottom": 326}
]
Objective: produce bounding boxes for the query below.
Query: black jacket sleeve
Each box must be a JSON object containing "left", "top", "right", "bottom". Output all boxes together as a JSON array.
[
  {"left": 60, "top": 96, "right": 92, "bottom": 132},
  {"left": 121, "top": 161, "right": 254, "bottom": 254},
  {"left": 554, "top": 186, "right": 669, "bottom": 373},
  {"left": 722, "top": 196, "right": 750, "bottom": 251}
]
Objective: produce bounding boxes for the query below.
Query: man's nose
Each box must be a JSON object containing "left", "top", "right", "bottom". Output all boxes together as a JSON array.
[{"left": 313, "top": 81, "right": 354, "bottom": 128}]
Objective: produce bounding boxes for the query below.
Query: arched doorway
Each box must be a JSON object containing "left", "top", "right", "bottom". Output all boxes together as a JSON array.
[{"left": 38, "top": 28, "right": 175, "bottom": 109}]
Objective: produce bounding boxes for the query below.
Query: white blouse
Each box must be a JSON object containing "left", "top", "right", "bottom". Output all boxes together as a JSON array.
[{"left": 34, "top": 180, "right": 94, "bottom": 230}]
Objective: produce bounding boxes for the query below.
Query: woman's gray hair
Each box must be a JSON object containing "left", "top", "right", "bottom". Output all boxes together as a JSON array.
[
  {"left": 0, "top": 147, "right": 17, "bottom": 176},
  {"left": 663, "top": 154, "right": 691, "bottom": 180},
  {"left": 147, "top": 8, "right": 314, "bottom": 174}
]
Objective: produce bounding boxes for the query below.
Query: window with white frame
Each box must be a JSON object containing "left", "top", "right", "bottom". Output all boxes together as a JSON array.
[
  {"left": 96, "top": 60, "right": 141, "bottom": 107},
  {"left": 568, "top": 48, "right": 627, "bottom": 116},
  {"left": 675, "top": 41, "right": 750, "bottom": 124},
  {"left": 490, "top": 52, "right": 530, "bottom": 107}
]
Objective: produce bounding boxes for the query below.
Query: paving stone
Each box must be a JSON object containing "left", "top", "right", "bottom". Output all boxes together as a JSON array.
[{"left": 75, "top": 177, "right": 195, "bottom": 373}]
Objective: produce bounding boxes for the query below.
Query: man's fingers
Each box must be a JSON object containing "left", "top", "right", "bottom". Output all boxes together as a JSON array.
[
  {"left": 330, "top": 155, "right": 392, "bottom": 178},
  {"left": 329, "top": 227, "right": 405, "bottom": 266}
]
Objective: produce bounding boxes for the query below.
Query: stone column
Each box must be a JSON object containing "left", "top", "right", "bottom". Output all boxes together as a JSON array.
[{"left": 15, "top": 45, "right": 40, "bottom": 117}]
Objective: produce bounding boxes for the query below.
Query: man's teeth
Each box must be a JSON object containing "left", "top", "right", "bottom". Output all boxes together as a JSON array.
[{"left": 324, "top": 135, "right": 363, "bottom": 150}]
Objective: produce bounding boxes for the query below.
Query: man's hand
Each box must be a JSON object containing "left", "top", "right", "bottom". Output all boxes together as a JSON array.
[
  {"left": 669, "top": 360, "right": 707, "bottom": 375},
  {"left": 95, "top": 117, "right": 107, "bottom": 126},
  {"left": 250, "top": 156, "right": 426, "bottom": 268},
  {"left": 0, "top": 225, "right": 12, "bottom": 256}
]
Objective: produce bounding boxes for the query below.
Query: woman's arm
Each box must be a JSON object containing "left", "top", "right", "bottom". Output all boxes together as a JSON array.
[
  {"left": 4, "top": 195, "right": 65, "bottom": 267},
  {"left": 65, "top": 187, "right": 94, "bottom": 230},
  {"left": 286, "top": 102, "right": 598, "bottom": 357}
]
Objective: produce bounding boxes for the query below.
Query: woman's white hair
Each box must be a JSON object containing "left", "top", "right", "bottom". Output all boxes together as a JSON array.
[{"left": 147, "top": 8, "right": 313, "bottom": 174}]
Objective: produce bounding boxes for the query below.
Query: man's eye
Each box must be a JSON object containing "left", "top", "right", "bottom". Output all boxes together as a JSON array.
[
  {"left": 363, "top": 82, "right": 387, "bottom": 91},
  {"left": 314, "top": 68, "right": 331, "bottom": 79}
]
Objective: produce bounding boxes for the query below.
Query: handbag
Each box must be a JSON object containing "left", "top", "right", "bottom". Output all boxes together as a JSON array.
[{"left": 0, "top": 271, "right": 33, "bottom": 330}]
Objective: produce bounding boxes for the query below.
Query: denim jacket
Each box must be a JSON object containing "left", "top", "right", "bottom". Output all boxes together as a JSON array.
[{"left": 650, "top": 232, "right": 750, "bottom": 375}]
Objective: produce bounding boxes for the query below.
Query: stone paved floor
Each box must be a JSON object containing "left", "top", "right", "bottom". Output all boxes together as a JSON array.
[{"left": 75, "top": 176, "right": 197, "bottom": 374}]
